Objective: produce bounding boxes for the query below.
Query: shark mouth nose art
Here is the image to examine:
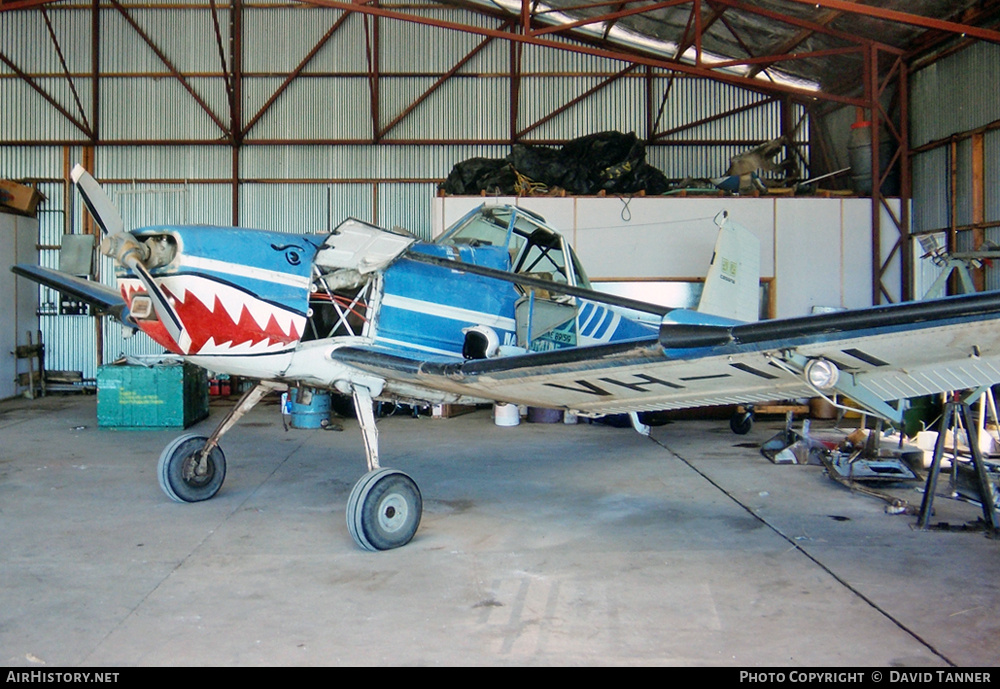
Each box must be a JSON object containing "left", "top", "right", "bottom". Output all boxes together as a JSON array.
[{"left": 121, "top": 276, "right": 304, "bottom": 355}]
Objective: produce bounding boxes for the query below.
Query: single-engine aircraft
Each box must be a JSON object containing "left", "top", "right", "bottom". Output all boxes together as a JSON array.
[{"left": 14, "top": 165, "right": 1000, "bottom": 551}]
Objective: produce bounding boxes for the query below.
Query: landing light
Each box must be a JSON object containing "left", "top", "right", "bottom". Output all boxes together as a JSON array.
[
  {"left": 130, "top": 295, "right": 153, "bottom": 319},
  {"left": 804, "top": 358, "right": 839, "bottom": 390}
]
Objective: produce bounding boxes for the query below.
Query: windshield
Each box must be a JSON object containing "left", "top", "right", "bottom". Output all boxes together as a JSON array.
[{"left": 436, "top": 206, "right": 590, "bottom": 289}]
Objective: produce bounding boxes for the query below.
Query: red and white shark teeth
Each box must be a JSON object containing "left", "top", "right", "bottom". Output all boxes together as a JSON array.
[{"left": 120, "top": 276, "right": 304, "bottom": 355}]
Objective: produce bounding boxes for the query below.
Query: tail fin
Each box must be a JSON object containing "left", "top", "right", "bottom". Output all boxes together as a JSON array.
[{"left": 697, "top": 212, "right": 760, "bottom": 323}]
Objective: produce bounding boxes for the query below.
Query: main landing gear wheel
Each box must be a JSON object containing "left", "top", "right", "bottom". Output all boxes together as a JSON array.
[
  {"left": 730, "top": 409, "right": 754, "bottom": 435},
  {"left": 346, "top": 468, "right": 422, "bottom": 551},
  {"left": 158, "top": 434, "right": 227, "bottom": 503}
]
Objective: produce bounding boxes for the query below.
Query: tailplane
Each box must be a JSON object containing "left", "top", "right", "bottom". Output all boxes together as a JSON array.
[{"left": 697, "top": 212, "right": 760, "bottom": 323}]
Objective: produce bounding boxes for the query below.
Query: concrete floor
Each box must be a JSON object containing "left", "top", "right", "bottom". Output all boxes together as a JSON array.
[{"left": 1, "top": 393, "right": 999, "bottom": 667}]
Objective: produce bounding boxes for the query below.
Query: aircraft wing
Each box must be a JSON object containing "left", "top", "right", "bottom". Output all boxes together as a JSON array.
[
  {"left": 11, "top": 264, "right": 129, "bottom": 321},
  {"left": 332, "top": 291, "right": 1000, "bottom": 423}
]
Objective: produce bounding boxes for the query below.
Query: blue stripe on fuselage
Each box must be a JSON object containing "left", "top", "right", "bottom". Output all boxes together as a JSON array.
[{"left": 376, "top": 256, "right": 519, "bottom": 355}]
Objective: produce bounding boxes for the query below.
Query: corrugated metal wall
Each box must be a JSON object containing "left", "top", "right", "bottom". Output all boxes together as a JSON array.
[
  {"left": 1, "top": 3, "right": 805, "bottom": 378},
  {"left": 910, "top": 40, "right": 1000, "bottom": 292}
]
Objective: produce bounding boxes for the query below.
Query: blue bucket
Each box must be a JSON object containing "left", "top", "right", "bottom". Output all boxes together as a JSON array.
[{"left": 289, "top": 389, "right": 332, "bottom": 429}]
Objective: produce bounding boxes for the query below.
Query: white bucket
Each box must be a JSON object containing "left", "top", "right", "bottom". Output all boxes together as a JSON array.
[{"left": 494, "top": 403, "right": 520, "bottom": 427}]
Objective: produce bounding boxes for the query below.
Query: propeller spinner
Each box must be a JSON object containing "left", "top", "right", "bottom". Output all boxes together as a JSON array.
[{"left": 71, "top": 164, "right": 192, "bottom": 354}]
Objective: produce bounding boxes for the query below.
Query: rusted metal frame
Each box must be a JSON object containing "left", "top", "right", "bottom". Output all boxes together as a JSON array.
[
  {"left": 208, "top": 0, "right": 235, "bottom": 133},
  {"left": 90, "top": 0, "right": 98, "bottom": 141},
  {"left": 970, "top": 132, "right": 986, "bottom": 291},
  {"left": 692, "top": 0, "right": 701, "bottom": 66},
  {"left": 708, "top": 45, "right": 860, "bottom": 70},
  {"left": 231, "top": 0, "right": 242, "bottom": 223},
  {"left": 706, "top": 0, "right": 894, "bottom": 51},
  {"left": 510, "top": 25, "right": 521, "bottom": 143},
  {"left": 531, "top": 0, "right": 651, "bottom": 15},
  {"left": 866, "top": 45, "right": 910, "bottom": 304},
  {"left": 873, "top": 52, "right": 902, "bottom": 148},
  {"left": 516, "top": 63, "right": 638, "bottom": 138},
  {"left": 0, "top": 52, "right": 93, "bottom": 137},
  {"left": 866, "top": 42, "right": 883, "bottom": 304},
  {"left": 232, "top": 0, "right": 242, "bottom": 139},
  {"left": 780, "top": 0, "right": 1000, "bottom": 45},
  {"left": 3, "top": 135, "right": 801, "bottom": 147},
  {"left": 745, "top": 7, "right": 842, "bottom": 79},
  {"left": 686, "top": 0, "right": 726, "bottom": 56},
  {"left": 242, "top": 10, "right": 351, "bottom": 139},
  {"left": 379, "top": 19, "right": 514, "bottom": 139},
  {"left": 708, "top": 3, "right": 769, "bottom": 83},
  {"left": 652, "top": 94, "right": 777, "bottom": 139},
  {"left": 644, "top": 64, "right": 653, "bottom": 139},
  {"left": 362, "top": 10, "right": 381, "bottom": 142},
  {"left": 906, "top": 4, "right": 1000, "bottom": 70},
  {"left": 647, "top": 4, "right": 695, "bottom": 139},
  {"left": 781, "top": 96, "right": 811, "bottom": 177},
  {"left": 647, "top": 2, "right": 724, "bottom": 139},
  {"left": 300, "top": 0, "right": 867, "bottom": 105},
  {"left": 109, "top": 0, "right": 232, "bottom": 139},
  {"left": 898, "top": 57, "right": 910, "bottom": 299},
  {"left": 874, "top": 48, "right": 911, "bottom": 301},
  {"left": 0, "top": 0, "right": 67, "bottom": 10},
  {"left": 912, "top": 118, "right": 1000, "bottom": 155},
  {"left": 804, "top": 101, "right": 846, "bottom": 189},
  {"left": 41, "top": 5, "right": 91, "bottom": 132},
  {"left": 529, "top": 0, "right": 690, "bottom": 38}
]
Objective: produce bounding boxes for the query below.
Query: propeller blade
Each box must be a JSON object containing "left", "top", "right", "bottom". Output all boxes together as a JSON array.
[
  {"left": 127, "top": 258, "right": 192, "bottom": 354},
  {"left": 71, "top": 163, "right": 192, "bottom": 354},
  {"left": 71, "top": 164, "right": 125, "bottom": 236}
]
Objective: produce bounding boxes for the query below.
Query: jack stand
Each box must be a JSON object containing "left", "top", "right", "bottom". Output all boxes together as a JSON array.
[{"left": 917, "top": 398, "right": 1000, "bottom": 535}]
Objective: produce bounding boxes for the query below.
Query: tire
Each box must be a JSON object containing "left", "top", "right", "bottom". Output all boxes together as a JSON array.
[
  {"left": 729, "top": 411, "right": 754, "bottom": 435},
  {"left": 158, "top": 434, "right": 226, "bottom": 503},
  {"left": 346, "top": 468, "right": 422, "bottom": 551}
]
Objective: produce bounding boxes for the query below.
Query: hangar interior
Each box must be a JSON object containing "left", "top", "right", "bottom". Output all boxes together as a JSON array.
[{"left": 2, "top": 0, "right": 1000, "bottom": 667}]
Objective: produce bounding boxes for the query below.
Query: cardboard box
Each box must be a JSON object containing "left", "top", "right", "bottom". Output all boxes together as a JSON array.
[{"left": 0, "top": 180, "right": 44, "bottom": 216}]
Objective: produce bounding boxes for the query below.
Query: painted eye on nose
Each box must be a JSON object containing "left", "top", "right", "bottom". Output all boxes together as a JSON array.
[{"left": 271, "top": 243, "right": 304, "bottom": 266}]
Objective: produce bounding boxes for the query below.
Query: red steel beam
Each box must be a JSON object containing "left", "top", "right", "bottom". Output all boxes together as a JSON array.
[
  {"left": 781, "top": 0, "right": 1000, "bottom": 45},
  {"left": 379, "top": 20, "right": 514, "bottom": 139},
  {"left": 529, "top": 0, "right": 690, "bottom": 38},
  {"left": 299, "top": 0, "right": 868, "bottom": 105},
  {"left": 0, "top": 51, "right": 92, "bottom": 137},
  {"left": 242, "top": 10, "right": 352, "bottom": 139},
  {"left": 517, "top": 63, "right": 639, "bottom": 137},
  {"left": 109, "top": 0, "right": 231, "bottom": 138}
]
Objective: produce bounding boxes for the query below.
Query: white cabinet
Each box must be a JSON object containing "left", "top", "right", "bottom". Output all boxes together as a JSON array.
[{"left": 1, "top": 211, "right": 39, "bottom": 399}]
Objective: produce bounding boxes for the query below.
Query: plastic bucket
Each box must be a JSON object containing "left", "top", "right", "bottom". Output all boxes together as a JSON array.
[
  {"left": 528, "top": 407, "right": 563, "bottom": 423},
  {"left": 290, "top": 389, "right": 332, "bottom": 429},
  {"left": 494, "top": 403, "right": 520, "bottom": 427}
]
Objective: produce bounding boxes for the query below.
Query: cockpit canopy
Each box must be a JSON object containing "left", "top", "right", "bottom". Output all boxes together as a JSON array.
[{"left": 435, "top": 205, "right": 591, "bottom": 290}]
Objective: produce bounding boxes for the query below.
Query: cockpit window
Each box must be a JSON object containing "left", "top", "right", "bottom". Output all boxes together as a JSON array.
[{"left": 436, "top": 206, "right": 590, "bottom": 290}]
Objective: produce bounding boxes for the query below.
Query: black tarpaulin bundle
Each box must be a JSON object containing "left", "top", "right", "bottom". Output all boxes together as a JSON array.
[{"left": 441, "top": 131, "right": 669, "bottom": 196}]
